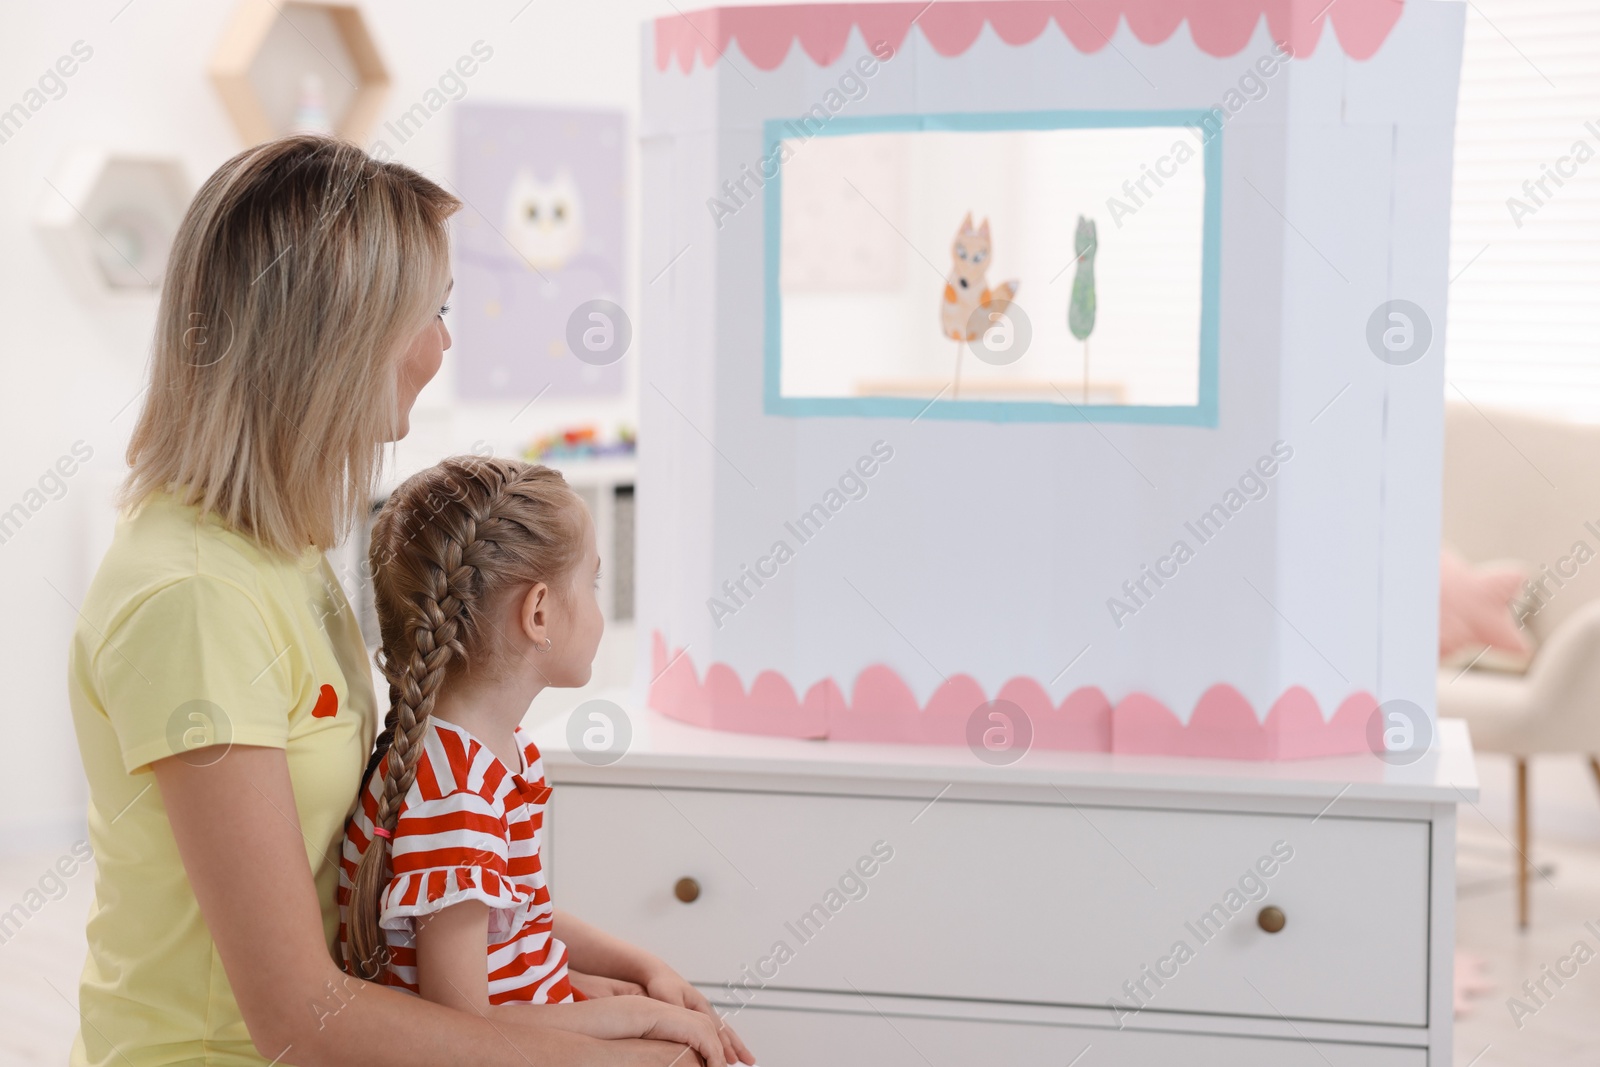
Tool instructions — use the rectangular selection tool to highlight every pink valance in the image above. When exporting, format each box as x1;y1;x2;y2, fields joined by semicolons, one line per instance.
655;0;1405;73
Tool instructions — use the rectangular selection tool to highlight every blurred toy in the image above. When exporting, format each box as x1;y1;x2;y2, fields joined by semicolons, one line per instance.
523;423;636;462
290;73;332;134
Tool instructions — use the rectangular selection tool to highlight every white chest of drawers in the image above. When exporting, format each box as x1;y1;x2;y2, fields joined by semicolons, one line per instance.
531;703;1476;1066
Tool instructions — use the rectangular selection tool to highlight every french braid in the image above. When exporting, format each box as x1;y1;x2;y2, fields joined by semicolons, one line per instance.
345;455;586;979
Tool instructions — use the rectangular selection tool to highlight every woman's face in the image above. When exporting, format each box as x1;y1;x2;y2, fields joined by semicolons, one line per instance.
390;279;452;440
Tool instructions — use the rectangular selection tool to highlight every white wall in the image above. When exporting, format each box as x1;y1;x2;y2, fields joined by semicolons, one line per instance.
8;3;1597;855
0;0;798;854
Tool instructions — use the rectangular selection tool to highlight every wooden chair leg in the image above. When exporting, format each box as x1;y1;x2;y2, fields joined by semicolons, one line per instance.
1516;757;1531;931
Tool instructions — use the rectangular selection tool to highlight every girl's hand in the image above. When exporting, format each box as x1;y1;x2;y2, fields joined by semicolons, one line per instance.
495;999;713;1065
642;964;755;1066
618;998;728;1067
569;969;645;999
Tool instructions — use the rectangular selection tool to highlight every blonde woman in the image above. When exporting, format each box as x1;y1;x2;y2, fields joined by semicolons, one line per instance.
66;136;699;1067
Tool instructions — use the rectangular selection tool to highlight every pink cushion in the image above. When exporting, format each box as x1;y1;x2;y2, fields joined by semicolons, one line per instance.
1439;544;1531;661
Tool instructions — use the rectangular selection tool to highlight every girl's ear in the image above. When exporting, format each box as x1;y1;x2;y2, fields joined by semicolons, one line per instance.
519;582;551;646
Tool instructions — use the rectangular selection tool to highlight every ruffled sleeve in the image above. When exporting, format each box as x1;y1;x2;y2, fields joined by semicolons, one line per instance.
379;787;531;941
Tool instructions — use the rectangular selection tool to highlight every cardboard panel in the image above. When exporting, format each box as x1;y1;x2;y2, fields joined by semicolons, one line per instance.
637;2;1464;755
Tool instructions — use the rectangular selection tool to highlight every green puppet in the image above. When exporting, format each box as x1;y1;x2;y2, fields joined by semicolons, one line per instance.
1068;215;1097;401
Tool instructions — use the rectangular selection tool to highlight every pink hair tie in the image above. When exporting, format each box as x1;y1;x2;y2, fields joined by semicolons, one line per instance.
372;827;393;841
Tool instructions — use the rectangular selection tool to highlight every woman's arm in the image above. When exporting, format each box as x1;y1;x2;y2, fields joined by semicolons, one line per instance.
153;746;701;1067
414;897;728;1065
556;910;755;1065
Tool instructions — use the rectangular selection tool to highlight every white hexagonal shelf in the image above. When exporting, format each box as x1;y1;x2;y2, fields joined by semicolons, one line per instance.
36;147;192;296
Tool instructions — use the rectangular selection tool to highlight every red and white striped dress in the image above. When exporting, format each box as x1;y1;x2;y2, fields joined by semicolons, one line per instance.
337;718;577;1004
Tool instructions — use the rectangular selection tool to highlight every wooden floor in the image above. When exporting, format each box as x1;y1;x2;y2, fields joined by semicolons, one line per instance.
1452;811;1600;1064
4;778;1597;1065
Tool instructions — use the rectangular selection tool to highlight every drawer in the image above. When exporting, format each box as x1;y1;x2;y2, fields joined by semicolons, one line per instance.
545;786;1430;1026
715;1003;1427;1067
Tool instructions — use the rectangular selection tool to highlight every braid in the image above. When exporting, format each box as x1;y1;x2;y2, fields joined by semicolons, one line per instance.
345;456;580;979
359;688;399;790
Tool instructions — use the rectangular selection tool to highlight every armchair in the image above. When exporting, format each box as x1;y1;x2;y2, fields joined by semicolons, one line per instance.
1437;400;1600;928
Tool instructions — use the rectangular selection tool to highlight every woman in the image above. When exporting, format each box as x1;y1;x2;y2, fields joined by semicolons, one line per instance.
65;135;700;1067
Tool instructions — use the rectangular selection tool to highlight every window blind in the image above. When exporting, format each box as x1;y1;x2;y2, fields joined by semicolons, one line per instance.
1447;0;1600;420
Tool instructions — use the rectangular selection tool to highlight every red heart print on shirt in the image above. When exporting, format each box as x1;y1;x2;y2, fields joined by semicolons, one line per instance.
311;684;339;718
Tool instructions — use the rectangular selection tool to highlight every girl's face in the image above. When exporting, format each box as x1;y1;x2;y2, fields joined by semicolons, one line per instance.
543;510;606;687
390;279;452;441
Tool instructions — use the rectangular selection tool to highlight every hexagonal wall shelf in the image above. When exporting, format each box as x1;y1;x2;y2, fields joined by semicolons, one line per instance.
36;148;193;296
210;0;390;146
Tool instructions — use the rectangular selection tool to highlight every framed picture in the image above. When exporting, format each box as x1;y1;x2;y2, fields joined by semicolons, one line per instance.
453;102;627;400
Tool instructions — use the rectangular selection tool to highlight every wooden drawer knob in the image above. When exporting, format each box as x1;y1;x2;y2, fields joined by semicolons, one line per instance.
674;877;701;903
1257;905;1286;934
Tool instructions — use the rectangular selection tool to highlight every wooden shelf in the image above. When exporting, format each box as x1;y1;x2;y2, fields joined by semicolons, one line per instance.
209;0;390;146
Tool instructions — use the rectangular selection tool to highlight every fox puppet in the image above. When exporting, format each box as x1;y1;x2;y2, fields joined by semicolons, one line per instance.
940;213;1019;342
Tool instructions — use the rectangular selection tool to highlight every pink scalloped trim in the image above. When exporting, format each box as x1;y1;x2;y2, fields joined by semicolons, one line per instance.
653;1;1405;73
648;632;1376;760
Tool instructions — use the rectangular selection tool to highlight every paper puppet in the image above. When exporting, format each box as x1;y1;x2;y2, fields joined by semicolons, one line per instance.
1068;215;1098;400
940;213;1019;397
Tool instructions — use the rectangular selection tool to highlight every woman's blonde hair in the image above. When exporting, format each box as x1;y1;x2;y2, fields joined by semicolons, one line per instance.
346;455;587;980
121;134;461;555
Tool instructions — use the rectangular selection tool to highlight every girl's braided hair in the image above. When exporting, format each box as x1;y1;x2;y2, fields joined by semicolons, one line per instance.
345;454;586;979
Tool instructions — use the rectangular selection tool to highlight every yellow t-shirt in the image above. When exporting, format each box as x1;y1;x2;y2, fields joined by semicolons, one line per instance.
67;492;376;1066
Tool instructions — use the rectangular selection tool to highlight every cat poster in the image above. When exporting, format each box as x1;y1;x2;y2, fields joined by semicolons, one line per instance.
453;102;626;400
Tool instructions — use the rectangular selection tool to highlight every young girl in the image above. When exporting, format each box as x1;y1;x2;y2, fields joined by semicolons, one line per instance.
338;456;755;1067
